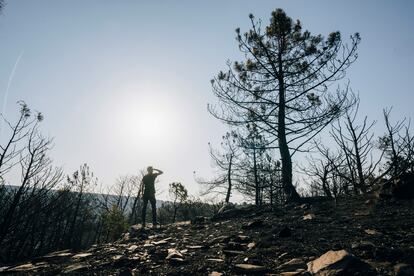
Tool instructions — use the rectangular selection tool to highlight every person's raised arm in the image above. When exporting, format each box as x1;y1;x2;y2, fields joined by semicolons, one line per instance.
154;168;163;176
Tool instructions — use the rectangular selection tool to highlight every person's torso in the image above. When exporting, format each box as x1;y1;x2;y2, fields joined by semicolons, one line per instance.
143;174;157;195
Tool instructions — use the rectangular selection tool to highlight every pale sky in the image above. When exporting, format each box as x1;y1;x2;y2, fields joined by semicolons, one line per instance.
0;1;413;201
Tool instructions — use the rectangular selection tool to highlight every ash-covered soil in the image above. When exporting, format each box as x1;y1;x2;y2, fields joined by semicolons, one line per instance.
1;195;413;275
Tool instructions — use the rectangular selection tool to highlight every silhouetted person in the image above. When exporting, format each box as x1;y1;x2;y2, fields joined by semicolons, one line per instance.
141;166;163;229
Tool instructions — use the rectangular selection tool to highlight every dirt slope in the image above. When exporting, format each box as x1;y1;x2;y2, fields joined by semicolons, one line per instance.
1;195;413;275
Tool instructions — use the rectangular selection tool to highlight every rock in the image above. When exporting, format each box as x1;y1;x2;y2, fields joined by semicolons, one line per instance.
234;235;252;243
303;213;316;220
394;263;414;276
234;264;267;273
128;224;143;238
365;229;381;235
307;250;376;275
166;248;183;260
278;258;307;271
7;263;36;272
62;263;89;273
209;272;223;276
72;252;93;259
206;258;225;263
186;245;205;250
153;237;172;245
128;244;139;252
168;257;186;265
209;235;230;245
223;241;245;251
247;242;256;250
279;270;308;276
42;249;73;259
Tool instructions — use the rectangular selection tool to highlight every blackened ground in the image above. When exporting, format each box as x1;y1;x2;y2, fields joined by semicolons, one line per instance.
1;195;413;275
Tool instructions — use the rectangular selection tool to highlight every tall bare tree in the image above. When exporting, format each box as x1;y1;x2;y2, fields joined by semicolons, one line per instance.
209;9;359;201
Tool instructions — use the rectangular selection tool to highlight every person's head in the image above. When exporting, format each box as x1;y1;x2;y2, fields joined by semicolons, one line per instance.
147;166;153;174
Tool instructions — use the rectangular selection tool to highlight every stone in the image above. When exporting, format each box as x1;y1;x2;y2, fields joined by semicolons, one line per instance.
277;258;307;271
234;235;251;243
234;264;267;273
168;257;186;265
247;242;256;249
223;241;245;251
394;263;414;276
209;272;223;276
187;245;204;250
307;250;376;275
209;235;230;245
153;237;172;245
279;270;307;276
365;229;381;235
42;249;73;259
166;248;183;260
207;258;225;263
62;263;89;273
8;263;36;272
303;213;315;220
72;252;92;259
128;245;139;252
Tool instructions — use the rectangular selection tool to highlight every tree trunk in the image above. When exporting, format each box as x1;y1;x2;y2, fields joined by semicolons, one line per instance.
225;155;233;203
348;116;367;193
277;57;300;202
253;148;260;205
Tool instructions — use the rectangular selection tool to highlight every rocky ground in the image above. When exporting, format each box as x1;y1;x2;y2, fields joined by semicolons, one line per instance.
1;195;414;275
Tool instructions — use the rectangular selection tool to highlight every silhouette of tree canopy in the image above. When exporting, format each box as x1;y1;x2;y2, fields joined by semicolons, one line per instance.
209;9;360;201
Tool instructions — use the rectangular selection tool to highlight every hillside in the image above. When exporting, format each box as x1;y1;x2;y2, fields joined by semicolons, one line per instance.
1;195;413;275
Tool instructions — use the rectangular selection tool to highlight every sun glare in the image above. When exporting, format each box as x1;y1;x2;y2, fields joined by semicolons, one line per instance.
115;95;179;149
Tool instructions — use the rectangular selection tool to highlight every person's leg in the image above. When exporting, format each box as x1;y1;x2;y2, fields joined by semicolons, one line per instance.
150;196;157;226
141;196;149;228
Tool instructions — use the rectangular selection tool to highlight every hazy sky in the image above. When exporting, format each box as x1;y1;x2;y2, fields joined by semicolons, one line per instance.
0;1;413;201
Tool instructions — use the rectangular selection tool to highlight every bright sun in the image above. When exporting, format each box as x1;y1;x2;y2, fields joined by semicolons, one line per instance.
116;96;177;148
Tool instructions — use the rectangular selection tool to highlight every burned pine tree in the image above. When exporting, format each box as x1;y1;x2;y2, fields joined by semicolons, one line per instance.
196;131;239;203
378;108;414;179
330;99;380;194
209;9;359;201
